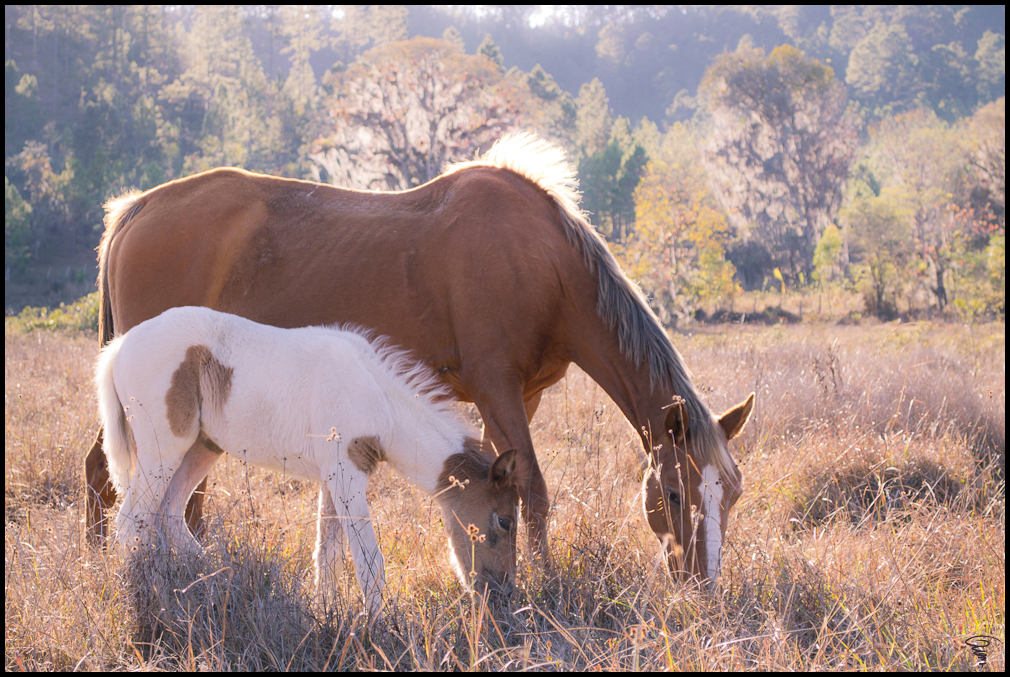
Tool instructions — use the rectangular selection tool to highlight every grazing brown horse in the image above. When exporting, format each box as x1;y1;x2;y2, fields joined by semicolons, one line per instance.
85;132;754;582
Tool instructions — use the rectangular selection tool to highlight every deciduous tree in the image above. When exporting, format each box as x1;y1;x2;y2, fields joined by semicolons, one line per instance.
867;109;968;311
701;44;857;282
846;20;923;113
616;125;736;323
964;97;1005;229
310;37;523;190
574;78;612;158
841;185;914;318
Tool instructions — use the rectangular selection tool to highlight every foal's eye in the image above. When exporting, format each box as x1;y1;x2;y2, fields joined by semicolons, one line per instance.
666;489;681;507
497;515;512;532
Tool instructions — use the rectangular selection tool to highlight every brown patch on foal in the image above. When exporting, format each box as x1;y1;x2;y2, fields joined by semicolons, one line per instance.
347;436;386;474
165;345;234;437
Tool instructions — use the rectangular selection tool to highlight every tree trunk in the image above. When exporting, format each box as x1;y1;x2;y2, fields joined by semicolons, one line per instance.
935;265;947;312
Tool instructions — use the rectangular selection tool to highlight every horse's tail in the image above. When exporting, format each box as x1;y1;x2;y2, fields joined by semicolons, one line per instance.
95;336;134;494
97;192;144;347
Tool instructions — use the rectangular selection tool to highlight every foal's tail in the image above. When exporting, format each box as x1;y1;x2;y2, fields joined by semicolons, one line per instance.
94;336;134;493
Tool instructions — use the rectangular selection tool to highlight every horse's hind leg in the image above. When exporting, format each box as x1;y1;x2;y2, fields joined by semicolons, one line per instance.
85;429;117;546
314;484;348;602
160;436;223;555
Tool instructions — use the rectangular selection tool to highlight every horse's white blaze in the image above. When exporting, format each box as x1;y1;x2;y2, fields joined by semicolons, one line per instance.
700;463;724;581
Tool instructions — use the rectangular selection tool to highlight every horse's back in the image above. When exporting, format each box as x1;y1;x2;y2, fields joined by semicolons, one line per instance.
104;164;585;398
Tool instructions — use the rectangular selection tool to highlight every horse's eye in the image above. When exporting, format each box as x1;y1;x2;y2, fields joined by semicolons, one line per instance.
497;515;512;531
666;489;681;507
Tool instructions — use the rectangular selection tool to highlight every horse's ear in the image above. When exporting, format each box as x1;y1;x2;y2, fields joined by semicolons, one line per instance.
719;392;755;441
490;448;518;485
664;398;689;446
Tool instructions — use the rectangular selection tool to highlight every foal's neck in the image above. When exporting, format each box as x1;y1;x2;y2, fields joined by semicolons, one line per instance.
378;397;469;497
347;337;471;495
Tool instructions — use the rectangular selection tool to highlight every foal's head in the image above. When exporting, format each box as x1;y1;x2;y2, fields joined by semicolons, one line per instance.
436;440;520;596
643;393;754;586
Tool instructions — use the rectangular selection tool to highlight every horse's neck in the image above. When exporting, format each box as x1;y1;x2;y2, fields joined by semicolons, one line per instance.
565;304;671;445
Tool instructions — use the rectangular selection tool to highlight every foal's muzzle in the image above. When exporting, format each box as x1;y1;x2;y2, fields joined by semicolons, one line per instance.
476;568;514;598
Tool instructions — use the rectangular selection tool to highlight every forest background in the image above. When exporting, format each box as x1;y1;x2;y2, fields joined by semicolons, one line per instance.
4;5;1006;323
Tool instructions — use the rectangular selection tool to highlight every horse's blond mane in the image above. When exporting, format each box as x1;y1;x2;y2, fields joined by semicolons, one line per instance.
448;132;731;475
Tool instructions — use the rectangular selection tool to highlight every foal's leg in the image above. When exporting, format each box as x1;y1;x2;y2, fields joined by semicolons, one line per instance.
314;484;348;600
326;470;383;620
116;426;194;553
160;436;223;555
86;428;209;546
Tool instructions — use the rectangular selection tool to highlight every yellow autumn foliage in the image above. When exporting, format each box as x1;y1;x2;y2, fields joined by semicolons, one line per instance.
614;149;737;323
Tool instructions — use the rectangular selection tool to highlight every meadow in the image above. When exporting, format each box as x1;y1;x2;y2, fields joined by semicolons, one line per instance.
5;318;1005;671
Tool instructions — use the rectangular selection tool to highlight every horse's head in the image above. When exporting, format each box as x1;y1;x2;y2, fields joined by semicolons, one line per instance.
436;442;520;596
643;392;754;586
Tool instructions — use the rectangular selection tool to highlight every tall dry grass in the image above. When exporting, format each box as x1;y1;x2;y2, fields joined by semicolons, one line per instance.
5;320;1005;671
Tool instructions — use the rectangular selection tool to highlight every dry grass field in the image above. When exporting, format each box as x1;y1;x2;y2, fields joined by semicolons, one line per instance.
5;319;1005;671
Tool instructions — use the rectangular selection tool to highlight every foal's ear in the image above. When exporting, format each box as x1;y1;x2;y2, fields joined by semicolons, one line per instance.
719;392;755;441
664;398;689;446
490;448;518;485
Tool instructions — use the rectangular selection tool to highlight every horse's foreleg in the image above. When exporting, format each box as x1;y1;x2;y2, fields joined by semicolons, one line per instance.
314;483;348;602
514;449;551;567
474;387;552;569
85;429;117;546
326;470;384;621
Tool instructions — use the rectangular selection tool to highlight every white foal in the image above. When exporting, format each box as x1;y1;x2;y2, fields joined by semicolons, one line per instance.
95;306;520;618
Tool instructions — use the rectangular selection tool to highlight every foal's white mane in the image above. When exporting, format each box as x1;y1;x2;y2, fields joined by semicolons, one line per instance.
329;324;473;446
